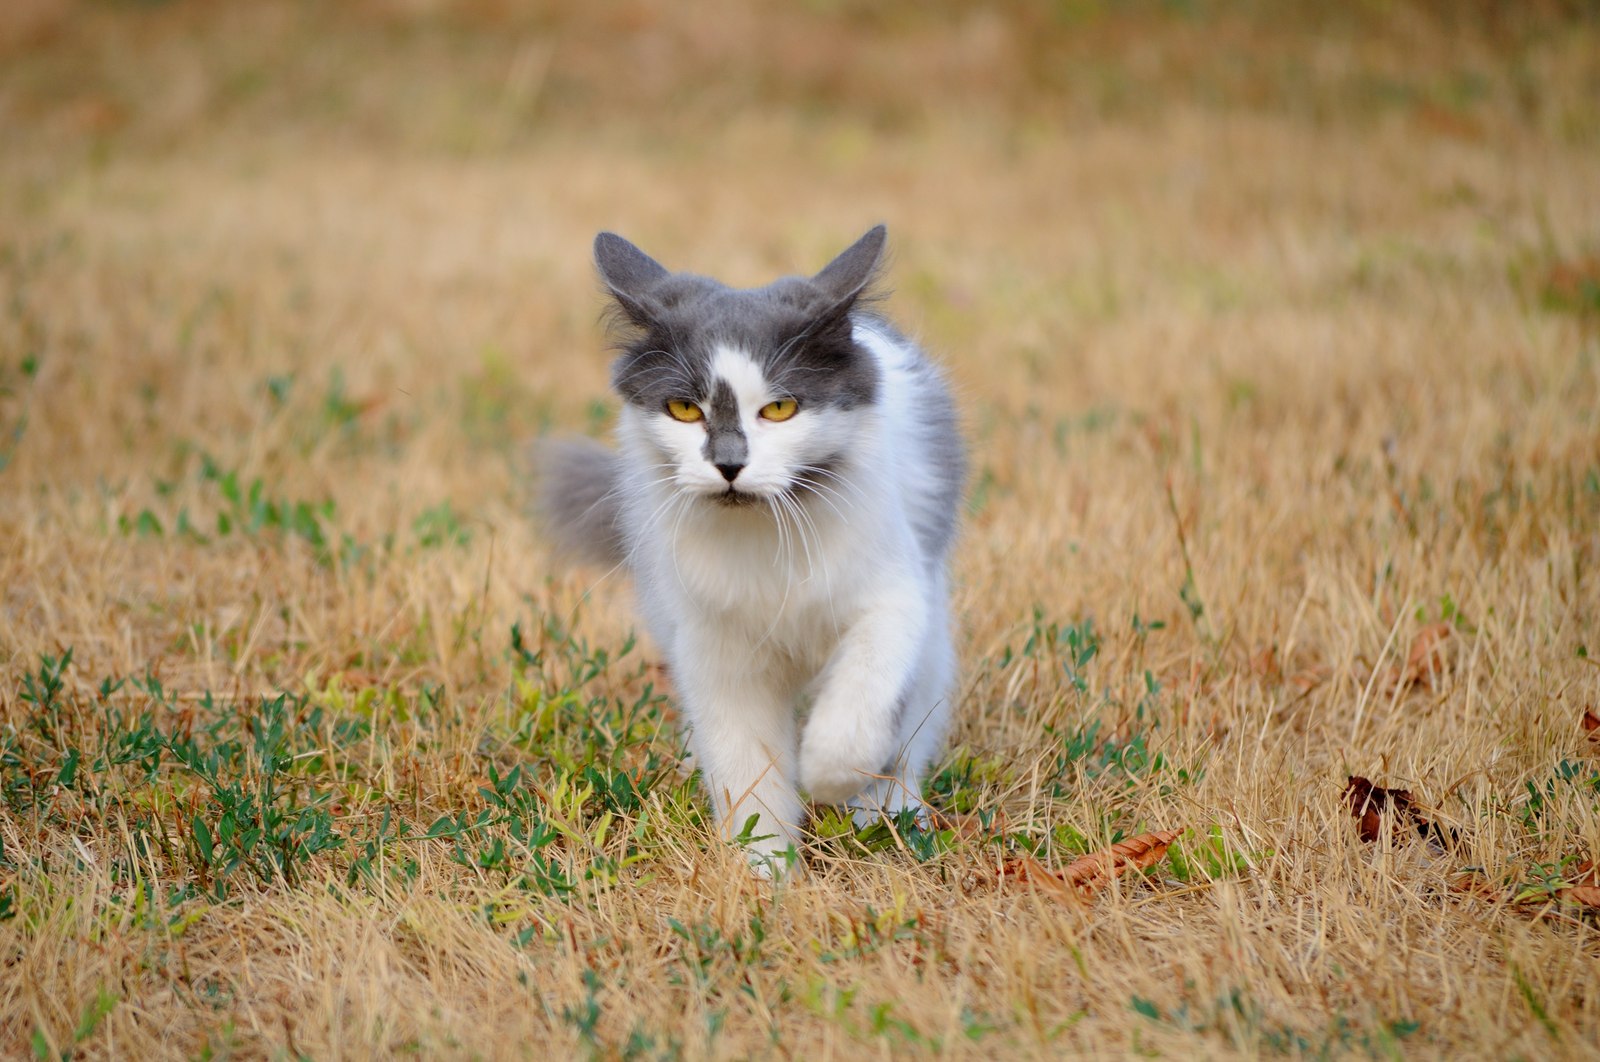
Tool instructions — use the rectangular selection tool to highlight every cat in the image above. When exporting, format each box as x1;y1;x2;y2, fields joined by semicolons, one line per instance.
541;225;964;874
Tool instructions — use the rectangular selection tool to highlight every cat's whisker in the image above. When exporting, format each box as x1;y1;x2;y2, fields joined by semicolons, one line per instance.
788;477;853;528
776;488;816;584
745;498;800;654
791;493;831;593
768;489;794;571
664;492;699;598
797;462;867;506
793;476;851;514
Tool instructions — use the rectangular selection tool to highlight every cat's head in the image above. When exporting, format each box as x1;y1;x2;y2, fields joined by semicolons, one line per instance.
596;226;887;507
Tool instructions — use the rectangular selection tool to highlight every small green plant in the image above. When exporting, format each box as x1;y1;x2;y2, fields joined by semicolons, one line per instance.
561;969;605;1051
0;620;678;907
414;500;470;548
102;455;370;569
163;690;351;893
29;987;118;1061
1166;826;1265;883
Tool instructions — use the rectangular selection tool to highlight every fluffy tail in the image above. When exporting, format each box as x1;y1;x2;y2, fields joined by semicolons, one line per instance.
535;437;627;568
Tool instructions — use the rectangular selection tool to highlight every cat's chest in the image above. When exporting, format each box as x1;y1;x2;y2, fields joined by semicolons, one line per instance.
663;519;881;626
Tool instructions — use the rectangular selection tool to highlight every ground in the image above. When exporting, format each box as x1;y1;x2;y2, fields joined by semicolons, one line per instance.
2;2;1600;1059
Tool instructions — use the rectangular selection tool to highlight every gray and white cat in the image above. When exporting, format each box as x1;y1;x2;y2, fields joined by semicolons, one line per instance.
542;225;964;873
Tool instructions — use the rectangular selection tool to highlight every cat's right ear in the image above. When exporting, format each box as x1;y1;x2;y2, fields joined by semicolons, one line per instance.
811;224;887;306
594;232;669;325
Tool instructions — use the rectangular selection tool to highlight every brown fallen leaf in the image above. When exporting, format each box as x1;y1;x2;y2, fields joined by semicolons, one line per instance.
645;661;677;711
1250;645;1280;681
1004;830;1182;903
1389;623;1455;692
1344;776;1416;843
1007;855;1081;906
925;809;1000;842
1555;859;1600;907
1449;873;1507;902
1415;101;1485;141
1543;256;1600;314
1062;830;1182;889
1343;776;1457;848
1290;663;1333;693
1582;708;1599;740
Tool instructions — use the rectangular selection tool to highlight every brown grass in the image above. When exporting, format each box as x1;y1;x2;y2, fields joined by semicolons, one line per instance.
3;2;1600;1059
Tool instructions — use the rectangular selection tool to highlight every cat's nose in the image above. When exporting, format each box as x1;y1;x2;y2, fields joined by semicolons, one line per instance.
716;463;744;482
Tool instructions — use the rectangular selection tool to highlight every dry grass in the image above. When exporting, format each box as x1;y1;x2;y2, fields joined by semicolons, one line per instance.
3;2;1600;1059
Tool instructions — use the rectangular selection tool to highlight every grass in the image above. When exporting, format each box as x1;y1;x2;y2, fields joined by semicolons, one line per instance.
2;1;1600;1058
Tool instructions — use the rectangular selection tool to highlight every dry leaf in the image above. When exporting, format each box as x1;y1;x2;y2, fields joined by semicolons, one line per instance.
1062;830;1182;889
1405;623;1453;670
1343;776;1455;848
1003;830;1182;904
1290;663;1332;693
645;661;677;712
1344;776;1417;843
1389;623;1455;692
1450;860;1600;908
1555;859;1600;907
1250;646;1279;680
1449;874;1507;902
1582;708;1599;740
1543;256;1600;313
926;810;997;842
1007;854;1080;906
1414;102;1486;141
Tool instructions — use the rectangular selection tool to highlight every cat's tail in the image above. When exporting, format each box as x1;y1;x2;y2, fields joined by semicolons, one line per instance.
535;437;628;569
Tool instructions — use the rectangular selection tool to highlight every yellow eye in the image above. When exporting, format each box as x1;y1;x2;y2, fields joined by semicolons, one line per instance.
666;400;703;423
759;398;798;422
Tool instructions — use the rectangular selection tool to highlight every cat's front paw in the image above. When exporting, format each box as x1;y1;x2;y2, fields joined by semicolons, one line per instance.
798;744;878;805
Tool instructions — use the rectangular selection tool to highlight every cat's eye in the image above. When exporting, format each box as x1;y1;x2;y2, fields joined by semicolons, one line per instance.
759;398;798;422
666;400;704;423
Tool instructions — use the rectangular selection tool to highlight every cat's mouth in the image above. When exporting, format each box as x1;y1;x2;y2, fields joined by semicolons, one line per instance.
712;486;765;508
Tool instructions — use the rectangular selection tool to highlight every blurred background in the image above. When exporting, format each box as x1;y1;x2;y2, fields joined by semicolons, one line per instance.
4;8;1600;1055
1;0;1597;678
5;1;1600;151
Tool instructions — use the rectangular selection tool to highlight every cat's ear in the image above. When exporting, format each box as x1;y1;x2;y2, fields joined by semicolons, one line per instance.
811;224;887;307
594;232;669;324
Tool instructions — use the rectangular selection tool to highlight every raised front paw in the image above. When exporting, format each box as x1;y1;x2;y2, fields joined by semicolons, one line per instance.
798;742;880;805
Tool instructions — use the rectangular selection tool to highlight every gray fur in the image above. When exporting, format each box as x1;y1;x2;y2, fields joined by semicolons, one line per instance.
596;228;885;416
811;224;886;303
593;232;670;327
865;315;966;566
703;378;747;474
536;436;626;567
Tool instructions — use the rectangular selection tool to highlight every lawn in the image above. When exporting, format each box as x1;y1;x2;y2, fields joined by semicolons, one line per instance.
2;2;1600;1058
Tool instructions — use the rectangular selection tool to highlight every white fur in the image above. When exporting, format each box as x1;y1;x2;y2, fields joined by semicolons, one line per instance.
614;321;957;873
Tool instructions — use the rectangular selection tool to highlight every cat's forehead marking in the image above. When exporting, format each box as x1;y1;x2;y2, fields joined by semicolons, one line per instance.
709;346;772;409
702;375;748;470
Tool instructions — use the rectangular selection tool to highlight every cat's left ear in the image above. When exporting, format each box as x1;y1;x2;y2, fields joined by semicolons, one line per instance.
811;224;887;310
594;232;670;325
